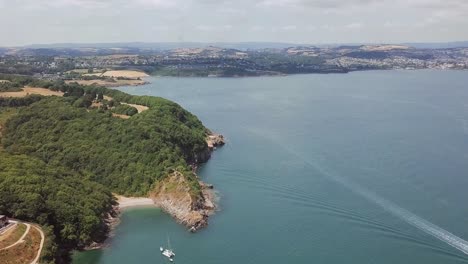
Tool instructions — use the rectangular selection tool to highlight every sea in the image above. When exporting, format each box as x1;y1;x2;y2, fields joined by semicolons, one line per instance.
74;70;468;264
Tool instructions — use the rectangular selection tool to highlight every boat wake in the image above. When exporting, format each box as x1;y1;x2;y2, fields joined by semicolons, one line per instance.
254;130;468;256
324;170;468;255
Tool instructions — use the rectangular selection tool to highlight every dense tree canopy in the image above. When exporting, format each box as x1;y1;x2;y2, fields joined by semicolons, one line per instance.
0;151;115;263
2;96;207;195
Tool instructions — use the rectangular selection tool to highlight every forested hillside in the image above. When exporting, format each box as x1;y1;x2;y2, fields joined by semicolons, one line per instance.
0;77;211;263
0;152;115;263
3;96;207;195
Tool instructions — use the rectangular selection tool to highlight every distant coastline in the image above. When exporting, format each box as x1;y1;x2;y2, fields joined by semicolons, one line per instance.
1;44;467;80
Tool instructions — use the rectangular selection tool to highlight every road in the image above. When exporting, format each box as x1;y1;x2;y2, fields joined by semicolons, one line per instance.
31;225;45;264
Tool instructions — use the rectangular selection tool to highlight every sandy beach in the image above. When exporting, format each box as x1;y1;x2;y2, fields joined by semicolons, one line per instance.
116;195;155;209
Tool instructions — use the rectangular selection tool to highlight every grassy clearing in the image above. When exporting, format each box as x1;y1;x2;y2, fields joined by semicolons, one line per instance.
0;225;42;264
0;87;64;98
0;224;26;249
66;69;88;74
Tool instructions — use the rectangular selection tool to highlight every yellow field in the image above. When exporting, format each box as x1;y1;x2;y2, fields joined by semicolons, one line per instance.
0;87;64;98
66;78;146;87
102;70;149;78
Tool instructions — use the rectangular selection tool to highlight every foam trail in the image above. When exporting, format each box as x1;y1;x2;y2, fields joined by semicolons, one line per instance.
249;128;468;255
325;172;468;255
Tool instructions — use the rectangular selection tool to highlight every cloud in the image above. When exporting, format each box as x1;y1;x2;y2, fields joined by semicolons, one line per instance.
280;25;298;31
257;0;379;9
133;0;180;9
195;25;233;32
345;22;363;29
249;26;265;32
46;0;112;9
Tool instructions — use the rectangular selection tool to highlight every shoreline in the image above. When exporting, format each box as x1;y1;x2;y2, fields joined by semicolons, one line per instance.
149;68;468;79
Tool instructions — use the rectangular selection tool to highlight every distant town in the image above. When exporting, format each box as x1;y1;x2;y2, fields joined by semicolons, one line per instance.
0;44;467;80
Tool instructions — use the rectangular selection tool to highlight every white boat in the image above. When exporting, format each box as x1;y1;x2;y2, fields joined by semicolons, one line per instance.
161;236;175;262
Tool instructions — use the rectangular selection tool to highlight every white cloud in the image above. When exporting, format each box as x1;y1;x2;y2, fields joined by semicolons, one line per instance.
250;26;265;32
345;22;363;29
280;25;298;31
47;0;111;9
196;25;233;32
133;0;181;9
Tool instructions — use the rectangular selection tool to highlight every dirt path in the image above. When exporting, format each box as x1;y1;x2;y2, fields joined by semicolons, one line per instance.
0;222;30;251
121;102;149;113
30;225;45;264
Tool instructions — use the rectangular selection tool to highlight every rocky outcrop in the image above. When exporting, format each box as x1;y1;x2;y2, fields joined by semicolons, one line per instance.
150;172;217;232
151;132;224;232
206;133;225;150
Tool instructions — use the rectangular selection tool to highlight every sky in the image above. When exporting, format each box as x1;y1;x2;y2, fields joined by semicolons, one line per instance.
0;0;467;46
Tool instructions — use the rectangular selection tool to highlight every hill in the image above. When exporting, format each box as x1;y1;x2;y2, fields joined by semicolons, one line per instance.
0;76;218;262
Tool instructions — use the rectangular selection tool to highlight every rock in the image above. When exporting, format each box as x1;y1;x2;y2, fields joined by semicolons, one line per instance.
150;131;225;232
206;133;225;151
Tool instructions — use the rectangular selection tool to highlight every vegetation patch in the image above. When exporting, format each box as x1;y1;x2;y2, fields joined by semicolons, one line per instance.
0;81;22;92
111;103;138;116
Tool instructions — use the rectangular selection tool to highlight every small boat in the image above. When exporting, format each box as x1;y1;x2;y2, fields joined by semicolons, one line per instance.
161;236;175;262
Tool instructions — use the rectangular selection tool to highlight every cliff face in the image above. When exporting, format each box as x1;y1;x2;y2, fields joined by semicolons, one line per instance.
151;133;224;231
195;133;225;163
150;172;215;231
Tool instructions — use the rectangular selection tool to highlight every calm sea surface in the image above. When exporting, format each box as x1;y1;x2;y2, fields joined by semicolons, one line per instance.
74;70;468;264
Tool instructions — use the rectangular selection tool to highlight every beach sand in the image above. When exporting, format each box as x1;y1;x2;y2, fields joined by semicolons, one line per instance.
116;195;155;209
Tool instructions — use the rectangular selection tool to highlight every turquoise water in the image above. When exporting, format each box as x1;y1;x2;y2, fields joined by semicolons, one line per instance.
74;70;468;264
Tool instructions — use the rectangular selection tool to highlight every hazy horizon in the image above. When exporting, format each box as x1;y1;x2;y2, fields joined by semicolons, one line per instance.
1;0;467;46
3;40;468;49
